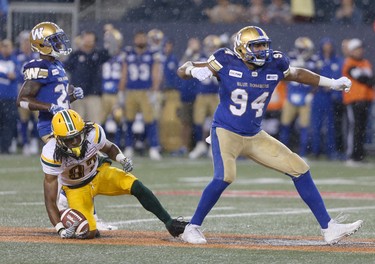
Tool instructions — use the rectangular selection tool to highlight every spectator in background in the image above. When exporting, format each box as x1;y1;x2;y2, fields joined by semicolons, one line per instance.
264;0;292;24
64;31;111;124
0;39;17;154
241;0;267;24
334;0;363;25
342;38;374;165
291;0;315;23
205;0;244;24
279;37;319;159
15;30;40;156
311;38;343;160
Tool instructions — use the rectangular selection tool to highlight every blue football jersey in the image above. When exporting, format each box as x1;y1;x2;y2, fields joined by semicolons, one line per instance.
124;47;159;90
23;59;70;123
209;48;289;136
101;52;125;94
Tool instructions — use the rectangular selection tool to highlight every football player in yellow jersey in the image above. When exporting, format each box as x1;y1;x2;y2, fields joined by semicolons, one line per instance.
41;109;187;239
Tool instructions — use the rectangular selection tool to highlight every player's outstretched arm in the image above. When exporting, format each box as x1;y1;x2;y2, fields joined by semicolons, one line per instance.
284;66;351;92
177;61;214;81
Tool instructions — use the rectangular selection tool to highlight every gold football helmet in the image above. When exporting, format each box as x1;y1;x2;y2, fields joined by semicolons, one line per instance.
104;28;123;56
203;34;221;55
294;37;314;60
147;28;164;50
30;22;72;58
52;109;86;157
233;26;273;66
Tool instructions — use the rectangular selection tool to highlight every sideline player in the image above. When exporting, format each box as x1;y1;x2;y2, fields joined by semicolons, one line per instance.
42;109;188;239
177;26;363;245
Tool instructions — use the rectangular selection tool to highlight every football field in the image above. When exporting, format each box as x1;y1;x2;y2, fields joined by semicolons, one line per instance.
0;154;374;263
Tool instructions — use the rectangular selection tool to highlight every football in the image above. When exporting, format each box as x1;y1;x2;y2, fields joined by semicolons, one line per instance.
60;208;89;235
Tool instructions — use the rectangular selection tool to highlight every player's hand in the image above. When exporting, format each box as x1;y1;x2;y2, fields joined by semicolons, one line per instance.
331;77;351;93
59;221;79;239
191;67;213;81
73;86;84;99
49;104;65;115
119;156;133;172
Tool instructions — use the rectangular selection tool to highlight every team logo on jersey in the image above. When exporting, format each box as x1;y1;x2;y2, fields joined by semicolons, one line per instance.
24;67;48;80
31;27;44;40
266;74;278;81
252;72;258;77
229;70;242;78
52;69;59;75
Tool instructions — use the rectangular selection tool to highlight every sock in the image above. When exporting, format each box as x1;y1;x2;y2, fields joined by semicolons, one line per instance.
131;180;172;225
145;122;160;147
190;179;230;226
293;171;331;228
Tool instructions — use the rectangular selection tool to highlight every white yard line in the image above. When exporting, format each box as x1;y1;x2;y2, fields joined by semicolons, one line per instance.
109;205;375;226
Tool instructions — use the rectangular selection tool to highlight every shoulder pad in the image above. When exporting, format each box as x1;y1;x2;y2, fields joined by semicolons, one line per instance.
23;60;49;80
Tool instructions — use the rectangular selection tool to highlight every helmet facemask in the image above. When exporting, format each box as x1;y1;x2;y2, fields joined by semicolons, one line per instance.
242;39;273;66
56;130;86;158
44;31;72;57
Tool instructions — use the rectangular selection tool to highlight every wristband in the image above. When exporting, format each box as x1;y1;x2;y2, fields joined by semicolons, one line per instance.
116;153;126;163
55;222;65;234
318;76;335;87
19;101;30;110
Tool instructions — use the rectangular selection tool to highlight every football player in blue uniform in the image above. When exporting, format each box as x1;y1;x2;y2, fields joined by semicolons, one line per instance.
101;28;125;147
279;37;319;158
177;26;362;245
16;22;84;143
188;35;221;159
119;31;162;160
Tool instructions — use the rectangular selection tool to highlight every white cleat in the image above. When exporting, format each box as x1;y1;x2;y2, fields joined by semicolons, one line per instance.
189;141;208;159
321;218;363;245
149;147;162;160
95;215;118;231
181;224;207;244
29;138;39;155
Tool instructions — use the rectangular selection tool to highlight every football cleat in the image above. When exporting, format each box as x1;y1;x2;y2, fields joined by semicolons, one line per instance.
181;224;207;244
189;141;208;159
321;216;363;245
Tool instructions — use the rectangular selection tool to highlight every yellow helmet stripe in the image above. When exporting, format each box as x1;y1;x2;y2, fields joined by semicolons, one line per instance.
61;110;75;133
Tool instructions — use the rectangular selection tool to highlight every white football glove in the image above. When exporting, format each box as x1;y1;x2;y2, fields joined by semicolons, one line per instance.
73;86;84;99
119;156;133;172
191;67;213;81
49;104;65;115
331;77;352;93
59;221;79;239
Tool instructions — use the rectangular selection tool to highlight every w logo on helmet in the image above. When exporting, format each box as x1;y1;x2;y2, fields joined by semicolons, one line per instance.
31;27;44;40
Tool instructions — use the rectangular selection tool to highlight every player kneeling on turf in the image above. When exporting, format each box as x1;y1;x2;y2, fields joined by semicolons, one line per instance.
42;109;187;239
